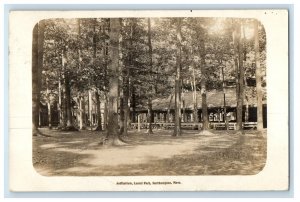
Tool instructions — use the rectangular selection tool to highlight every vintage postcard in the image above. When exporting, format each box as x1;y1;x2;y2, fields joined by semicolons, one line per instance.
9;10;289;191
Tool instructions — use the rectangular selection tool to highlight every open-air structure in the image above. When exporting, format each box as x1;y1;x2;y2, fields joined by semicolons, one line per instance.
131;87;267;130
39;86;267;130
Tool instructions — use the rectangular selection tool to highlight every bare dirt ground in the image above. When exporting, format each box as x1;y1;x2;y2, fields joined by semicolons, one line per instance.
33;128;266;176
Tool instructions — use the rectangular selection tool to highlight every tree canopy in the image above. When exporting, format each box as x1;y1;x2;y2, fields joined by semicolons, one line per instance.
33;17;267;138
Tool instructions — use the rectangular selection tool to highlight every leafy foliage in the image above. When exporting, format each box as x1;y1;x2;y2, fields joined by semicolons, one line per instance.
39;17;266;128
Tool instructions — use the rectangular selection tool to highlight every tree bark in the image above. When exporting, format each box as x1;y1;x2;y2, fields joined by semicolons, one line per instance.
77;19;86;130
79;96;86;130
77;18;82;70
131;85;136;123
105;18;124;145
174;77;182;136
46;78;52;129
147;98;153;134
60;47;77;131
123;77;130;136
173;18;182;136
65;74;72;127
221;60;228;130
254;20;263;130
32;22;43;135
58;73;65;128
95;90;102;131
121;18;132;136
167;93;174;123
64;73;77;130
91;19;103;132
233;22;244;130
58;49;68;129
100;22;109;131
182;91;187;122
103;94;108;130
192;64;198;123
138;114;141;131
234;22;245;131
147;18;154;134
47;102;51;128
32;23;38;133
119;97;125;134
88;90;93;128
199;39;208;130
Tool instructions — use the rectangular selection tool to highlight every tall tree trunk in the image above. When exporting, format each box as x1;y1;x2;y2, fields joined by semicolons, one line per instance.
173;18;182;136
93;18;97;61
65;74;72;127
232;22;239;130
46;78;52;129
77;18;82;70
147;99;153;134
77;19;86;130
95;90;102;131
167;93;174;123
60;47;77;131
123;76;130;136
243;25;248;124
233;22;243;130
199;39;208;130
244;85;249;123
221;60;228;130
88;90;93;128
182;90;186;122
102;21;109;131
58;73;65;128
234;22;245;131
91;19;102;132
103;94;108;130
102;61;108;131
65;73;77;130
59;49;68;129
76;20;81;129
88;19;98;129
131;85;136;123
47;102;51;128
147;18;154;134
119;97;124;134
174;76;182;135
254;20;263;130
192;63;198;123
121;19;132;136
32;21;44;135
32;23;38;135
105;18;124;145
79;96;86;130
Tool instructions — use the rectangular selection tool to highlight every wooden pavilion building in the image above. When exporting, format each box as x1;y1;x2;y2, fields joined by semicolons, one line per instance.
132;87;267;130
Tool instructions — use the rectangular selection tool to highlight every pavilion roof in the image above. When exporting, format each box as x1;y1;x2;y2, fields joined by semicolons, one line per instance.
150;87;267;111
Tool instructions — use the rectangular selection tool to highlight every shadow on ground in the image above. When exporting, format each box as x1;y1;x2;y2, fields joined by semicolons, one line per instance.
33;128;266;176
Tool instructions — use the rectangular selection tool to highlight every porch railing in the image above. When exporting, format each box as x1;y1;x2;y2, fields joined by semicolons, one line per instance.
130;122;257;130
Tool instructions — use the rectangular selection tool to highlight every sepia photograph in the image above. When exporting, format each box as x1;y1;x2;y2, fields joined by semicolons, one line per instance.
9;10;288;191
32;17;267;176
